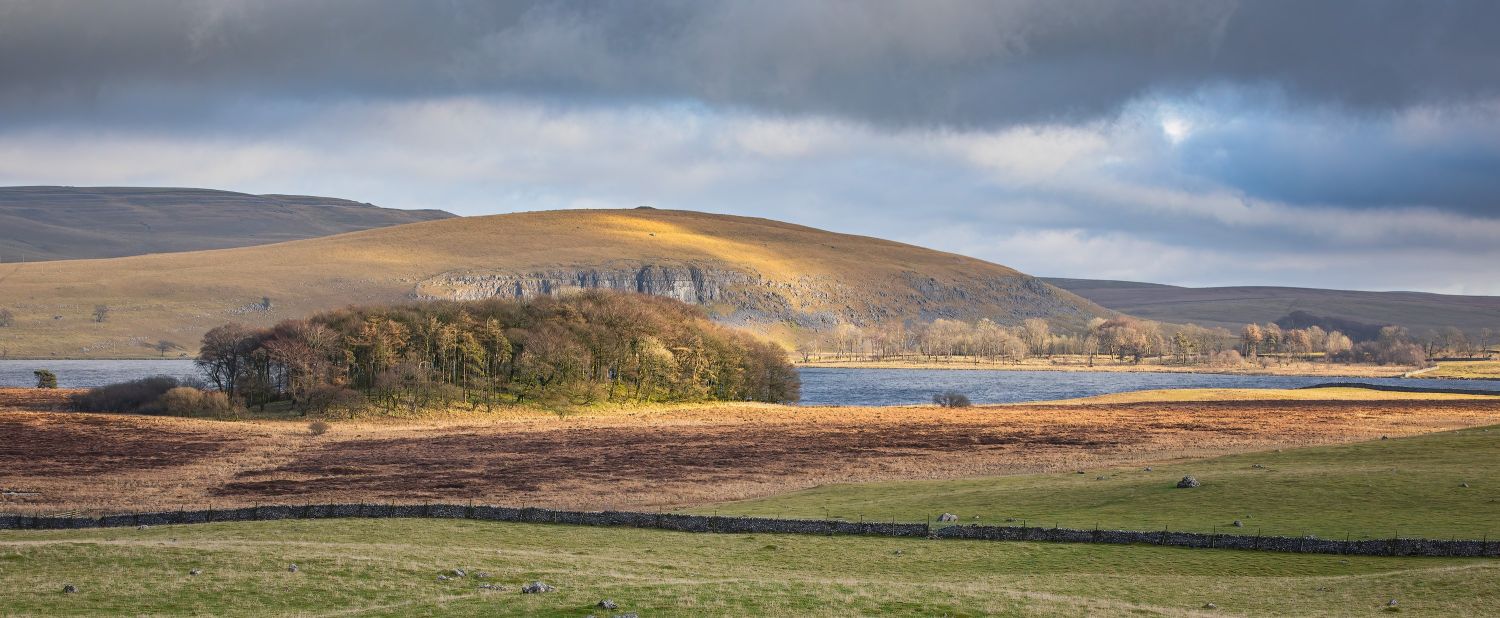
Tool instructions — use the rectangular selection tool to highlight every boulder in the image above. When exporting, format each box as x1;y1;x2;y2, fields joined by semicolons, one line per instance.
1176;476;1200;488
521;581;555;594
450;569;466;578
937;513;958;522
62;584;78;594
598;599;619;610
287;564;299;573
436;575;450;582
189;569;202;576
1232;520;1243;528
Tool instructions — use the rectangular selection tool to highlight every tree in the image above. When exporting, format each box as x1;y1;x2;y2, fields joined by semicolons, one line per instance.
153;340;181;357
197;323;256;399
1324;331;1353;359
1020;318;1050;357
0;308;13;327
1084;317;1107;366
1170;332;1195;363
33;370;57;389
92;304;110;323
1240;324;1263;358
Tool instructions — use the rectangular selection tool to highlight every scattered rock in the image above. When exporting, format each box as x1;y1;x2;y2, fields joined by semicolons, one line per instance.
62;584;78;594
473;571;491;579
1096;476;1107;480
137;525;149;530
477;583;504;591
1176;476;1201;488
1251;464;1265;469
937;513;958;522
891;549;903;555
521;581;555;594
450;569;466;578
436;575;450;582
1075;470;1086;475
617;614;640;618
287;564;299;573
598;599;619;610
1387;599;1399;608
1460;482;1470;488
189;569;202;576
1143;467;1152;472
1232;520;1243;528
1005;517;1016;523
1203;602;1217;609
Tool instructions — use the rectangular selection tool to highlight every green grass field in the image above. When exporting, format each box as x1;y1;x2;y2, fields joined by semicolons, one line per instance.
1425;360;1500;380
3;518;1496;616
698;426;1500;540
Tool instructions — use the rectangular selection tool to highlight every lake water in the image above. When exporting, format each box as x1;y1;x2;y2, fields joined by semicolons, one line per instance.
0;359;204;389
3;360;1499;406
796;367;1500;406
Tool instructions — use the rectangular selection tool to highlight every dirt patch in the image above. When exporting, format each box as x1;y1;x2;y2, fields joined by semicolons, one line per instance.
3;390;1498;514
0;414;236;477
215;421;1127;499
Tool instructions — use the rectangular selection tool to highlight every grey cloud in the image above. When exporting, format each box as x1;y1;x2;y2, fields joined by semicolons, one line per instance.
3;0;1498;128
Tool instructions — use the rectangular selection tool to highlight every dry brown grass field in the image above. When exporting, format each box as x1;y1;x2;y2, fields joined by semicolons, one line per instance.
799;354;1417;378
0;208;1104;358
4;387;1498;516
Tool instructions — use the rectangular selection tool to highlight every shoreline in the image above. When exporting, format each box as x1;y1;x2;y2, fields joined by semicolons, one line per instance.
796;359;1415;379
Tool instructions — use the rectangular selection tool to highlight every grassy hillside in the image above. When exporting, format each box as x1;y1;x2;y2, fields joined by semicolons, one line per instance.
0;208;1105;357
0;186;453;261
4;518;1495;616
1046;277;1500;336
701;424;1500;539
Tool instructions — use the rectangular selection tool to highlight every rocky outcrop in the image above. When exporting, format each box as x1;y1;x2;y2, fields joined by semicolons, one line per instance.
414;261;1101;330
416;263;753;306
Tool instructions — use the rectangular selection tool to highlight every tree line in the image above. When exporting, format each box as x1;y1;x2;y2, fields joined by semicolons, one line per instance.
799;315;1495;368
196;291;799;415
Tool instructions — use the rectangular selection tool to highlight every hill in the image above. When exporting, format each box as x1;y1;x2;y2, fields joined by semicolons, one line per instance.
1045;277;1500;338
0;208;1105;358
0;186;454;261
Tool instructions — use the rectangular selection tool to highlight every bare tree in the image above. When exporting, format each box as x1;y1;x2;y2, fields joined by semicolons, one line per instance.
153;340;181;357
1020;318;1050;357
92;304;110;323
1240;323;1263;358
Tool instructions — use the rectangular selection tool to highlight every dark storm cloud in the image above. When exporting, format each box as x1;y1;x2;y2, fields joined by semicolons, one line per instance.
3;0;1498;128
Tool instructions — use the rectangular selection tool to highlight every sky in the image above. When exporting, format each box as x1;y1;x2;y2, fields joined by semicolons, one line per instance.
2;1;1498;293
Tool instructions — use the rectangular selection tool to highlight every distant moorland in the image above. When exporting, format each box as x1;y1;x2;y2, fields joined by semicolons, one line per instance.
1047;277;1500;339
0;186;453;261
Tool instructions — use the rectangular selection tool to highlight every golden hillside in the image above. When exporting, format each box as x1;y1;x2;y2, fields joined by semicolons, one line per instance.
0;208;1105;358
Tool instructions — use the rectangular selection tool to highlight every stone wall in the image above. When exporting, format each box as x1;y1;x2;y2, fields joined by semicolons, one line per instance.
2;505;1494;557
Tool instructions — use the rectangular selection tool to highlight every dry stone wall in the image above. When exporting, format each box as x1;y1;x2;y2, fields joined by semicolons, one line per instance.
2;505;1494;557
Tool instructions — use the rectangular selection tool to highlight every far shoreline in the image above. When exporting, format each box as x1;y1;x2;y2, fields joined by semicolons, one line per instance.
796;358;1419;380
